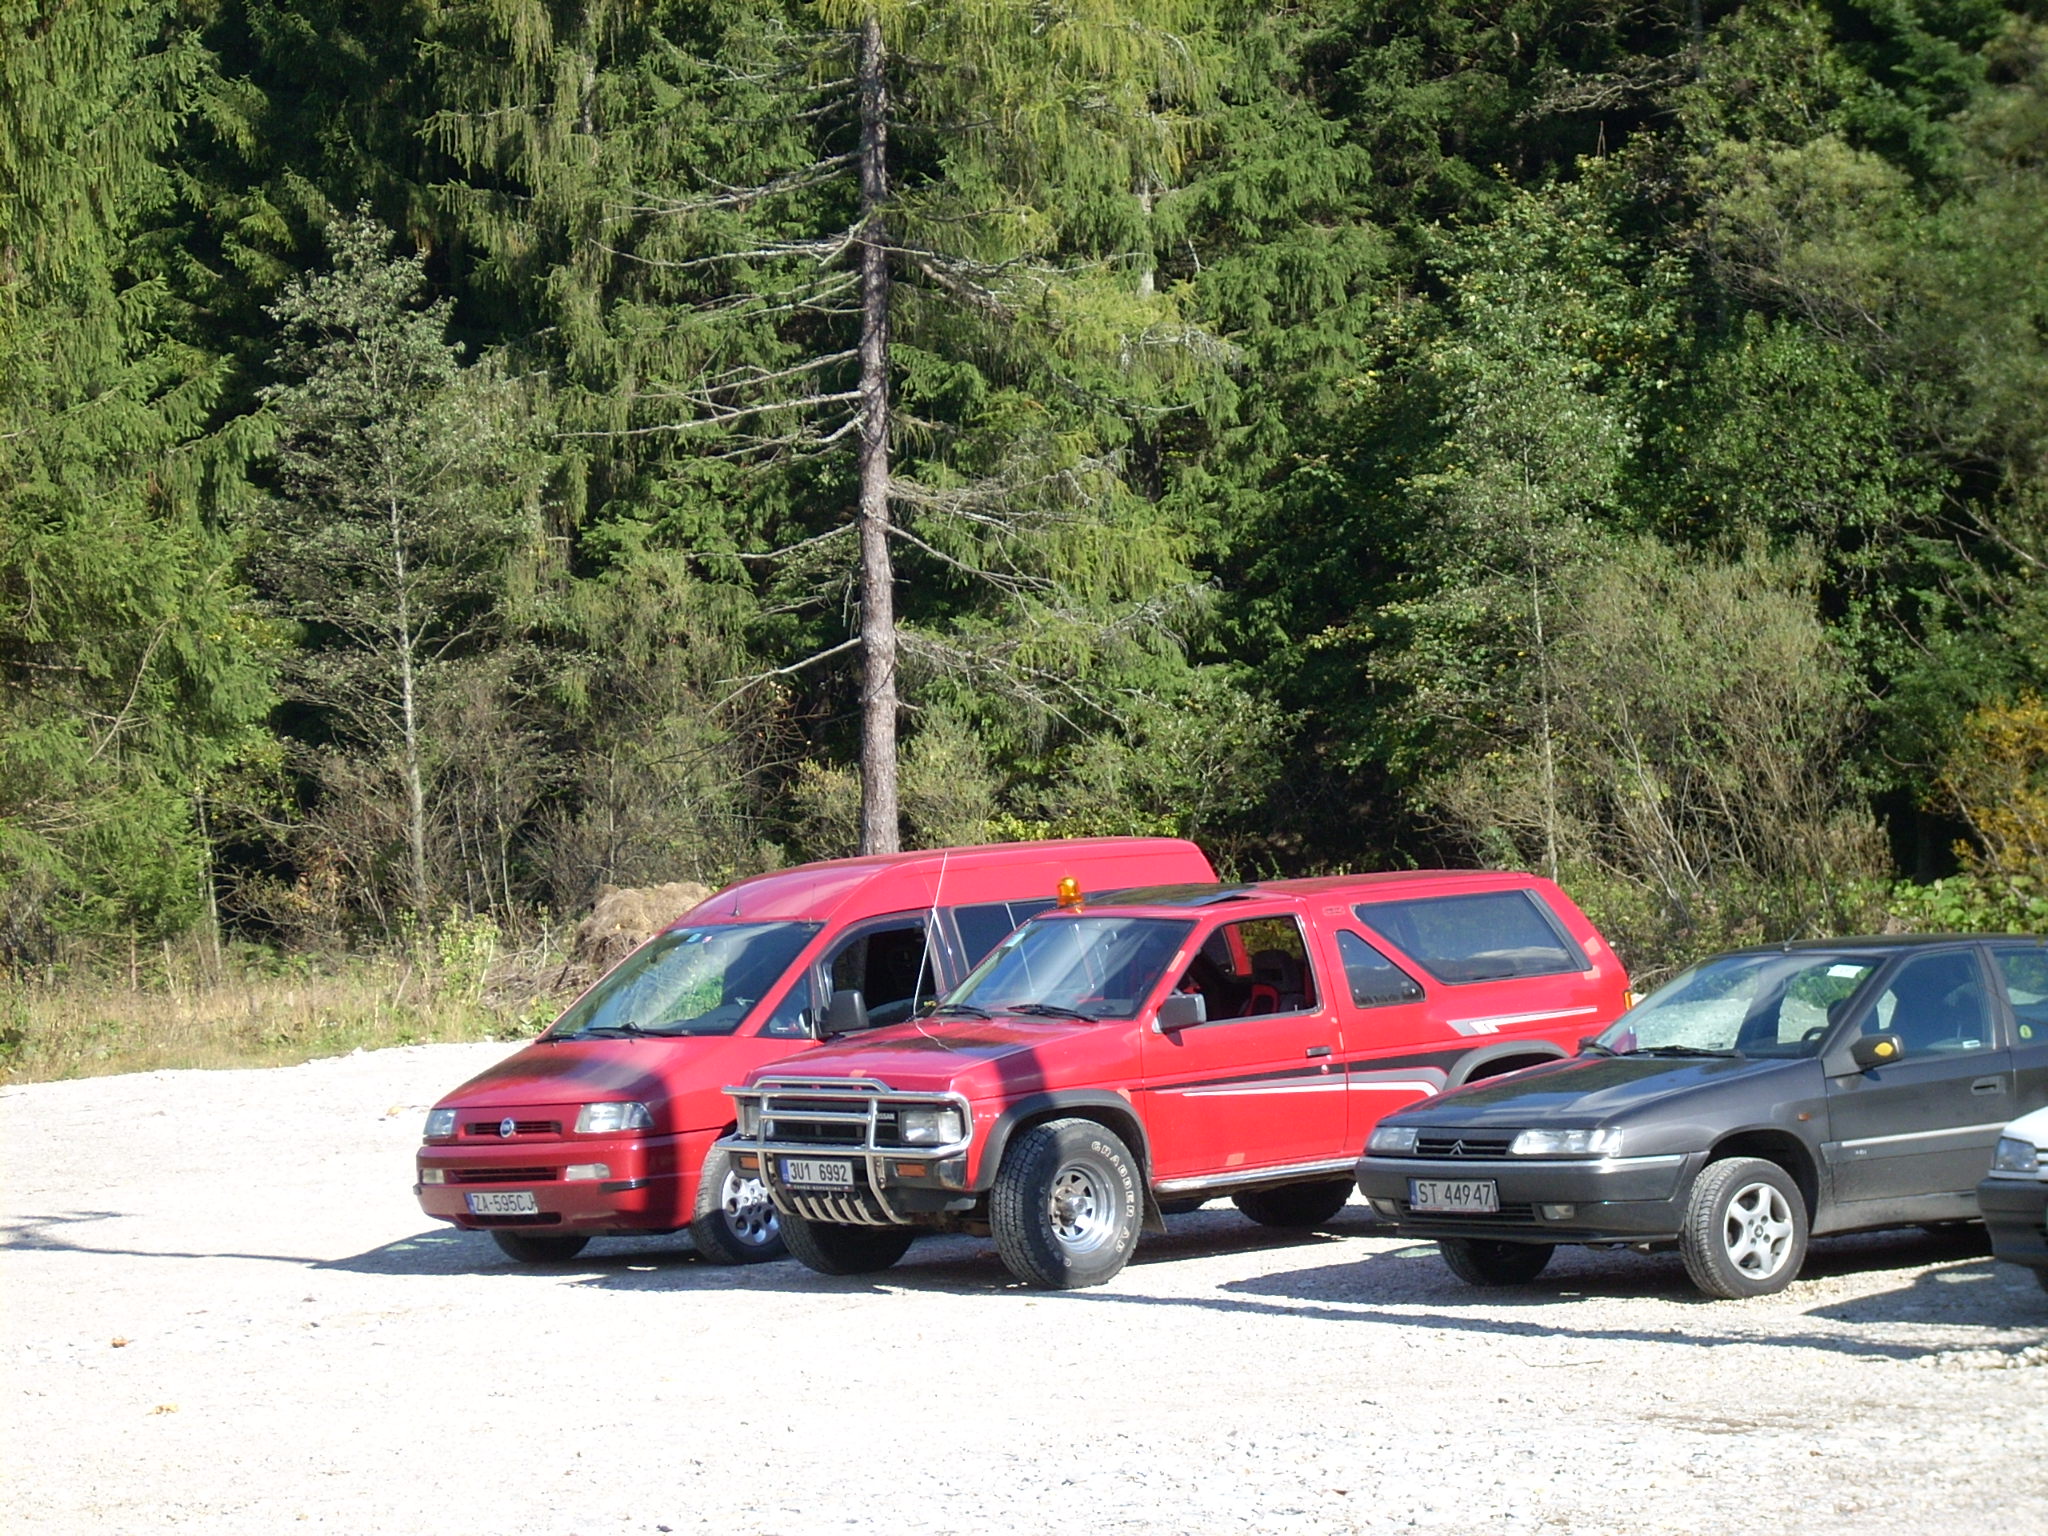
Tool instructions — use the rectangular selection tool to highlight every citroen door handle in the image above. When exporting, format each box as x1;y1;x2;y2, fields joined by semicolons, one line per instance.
1971;1077;2005;1095
1305;1045;1332;1059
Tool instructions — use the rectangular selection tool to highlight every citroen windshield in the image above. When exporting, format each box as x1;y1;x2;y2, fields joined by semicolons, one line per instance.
547;921;823;1039
1594;950;1879;1060
943;915;1195;1022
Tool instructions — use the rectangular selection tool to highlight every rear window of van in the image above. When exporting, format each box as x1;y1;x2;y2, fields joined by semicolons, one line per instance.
954;899;1058;965
1353;890;1588;984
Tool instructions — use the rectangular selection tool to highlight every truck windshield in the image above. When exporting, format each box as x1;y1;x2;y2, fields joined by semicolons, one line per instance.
946;915;1195;1021
1593;951;1878;1060
547;922;823;1039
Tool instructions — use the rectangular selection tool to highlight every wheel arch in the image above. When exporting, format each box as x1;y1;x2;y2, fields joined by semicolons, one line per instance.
1705;1129;1820;1221
1446;1040;1572;1089
974;1092;1151;1193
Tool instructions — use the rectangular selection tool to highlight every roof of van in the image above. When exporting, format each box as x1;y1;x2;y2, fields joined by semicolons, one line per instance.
675;837;1210;926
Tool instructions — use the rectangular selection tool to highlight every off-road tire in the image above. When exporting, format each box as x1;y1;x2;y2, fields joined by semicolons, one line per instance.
991;1118;1141;1289
1231;1178;1355;1229
1680;1156;1808;1299
489;1230;590;1264
688;1148;785;1265
779;1211;915;1276
1438;1236;1554;1286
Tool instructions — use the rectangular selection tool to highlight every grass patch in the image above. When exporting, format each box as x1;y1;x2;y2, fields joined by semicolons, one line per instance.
0;951;558;1085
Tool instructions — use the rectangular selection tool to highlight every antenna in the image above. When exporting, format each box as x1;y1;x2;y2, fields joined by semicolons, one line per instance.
910;848;949;1019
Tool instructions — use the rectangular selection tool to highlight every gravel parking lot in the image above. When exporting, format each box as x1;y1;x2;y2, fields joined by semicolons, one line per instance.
5;1041;2047;1536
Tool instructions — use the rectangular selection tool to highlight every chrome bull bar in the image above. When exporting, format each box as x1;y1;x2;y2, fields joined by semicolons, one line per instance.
721;1076;974;1227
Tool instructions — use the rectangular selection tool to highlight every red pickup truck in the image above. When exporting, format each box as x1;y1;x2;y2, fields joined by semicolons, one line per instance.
414;838;1212;1265
721;871;1630;1288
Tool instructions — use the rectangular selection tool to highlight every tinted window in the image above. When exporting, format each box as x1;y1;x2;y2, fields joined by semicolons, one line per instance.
1991;946;2048;1046
1354;891;1586;984
1337;930;1425;1008
954;899;1058;966
1850;950;1993;1058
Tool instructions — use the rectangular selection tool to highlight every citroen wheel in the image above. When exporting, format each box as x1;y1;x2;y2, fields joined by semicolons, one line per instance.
991;1118;1141;1289
1680;1156;1808;1299
689;1148;785;1265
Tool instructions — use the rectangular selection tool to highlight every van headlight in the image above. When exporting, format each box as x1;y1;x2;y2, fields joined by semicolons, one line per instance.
423;1107;458;1140
898;1106;965;1145
1510;1127;1622;1157
575;1101;654;1134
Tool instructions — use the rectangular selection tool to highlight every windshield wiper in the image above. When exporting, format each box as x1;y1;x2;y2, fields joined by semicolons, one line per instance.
1579;1038;1621;1057
1624;1045;1745;1058
931;1003;992;1019
554;1020;665;1040
1007;1002;1099;1023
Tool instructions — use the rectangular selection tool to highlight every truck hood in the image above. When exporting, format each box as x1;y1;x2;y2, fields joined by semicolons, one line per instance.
754;1015;1105;1096
435;1036;770;1113
1392;1052;1812;1128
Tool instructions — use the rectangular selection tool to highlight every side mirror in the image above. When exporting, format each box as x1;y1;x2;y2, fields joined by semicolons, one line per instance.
1850;1032;1904;1072
819;989;870;1038
1155;992;1207;1032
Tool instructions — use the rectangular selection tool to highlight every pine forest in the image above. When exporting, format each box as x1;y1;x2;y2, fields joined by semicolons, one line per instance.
5;0;2048;1069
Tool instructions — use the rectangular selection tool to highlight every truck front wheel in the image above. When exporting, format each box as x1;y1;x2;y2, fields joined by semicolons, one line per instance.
780;1212;915;1276
991;1118;1141;1289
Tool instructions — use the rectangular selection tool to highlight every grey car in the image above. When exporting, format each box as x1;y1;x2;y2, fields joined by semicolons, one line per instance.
1354;936;2048;1298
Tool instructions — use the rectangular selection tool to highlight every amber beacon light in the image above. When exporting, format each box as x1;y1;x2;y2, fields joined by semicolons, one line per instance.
1056;876;1084;911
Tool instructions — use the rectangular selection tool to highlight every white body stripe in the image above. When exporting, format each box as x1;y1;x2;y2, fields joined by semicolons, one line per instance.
1446;1004;1601;1037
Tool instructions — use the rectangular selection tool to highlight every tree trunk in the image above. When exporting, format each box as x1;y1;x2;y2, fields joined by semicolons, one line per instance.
855;10;901;856
390;489;432;914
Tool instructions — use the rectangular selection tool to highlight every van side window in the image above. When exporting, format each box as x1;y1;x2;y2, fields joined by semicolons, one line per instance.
829;919;941;1028
954;899;1057;967
1353;890;1588;984
1337;930;1425;1007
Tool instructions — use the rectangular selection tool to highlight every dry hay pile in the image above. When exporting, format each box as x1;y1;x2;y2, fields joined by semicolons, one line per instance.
566;882;713;978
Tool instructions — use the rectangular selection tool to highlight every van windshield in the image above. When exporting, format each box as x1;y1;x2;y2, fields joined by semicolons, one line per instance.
944;915;1194;1021
547;922;823;1039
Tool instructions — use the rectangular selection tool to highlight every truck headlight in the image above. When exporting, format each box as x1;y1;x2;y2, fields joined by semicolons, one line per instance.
423;1108;458;1140
1510;1127;1622;1157
898;1106;965;1145
736;1101;761;1137
1368;1124;1419;1155
1991;1136;2044;1175
575;1101;653;1134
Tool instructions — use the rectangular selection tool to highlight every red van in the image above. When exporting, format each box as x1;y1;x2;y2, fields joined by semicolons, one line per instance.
414;838;1214;1265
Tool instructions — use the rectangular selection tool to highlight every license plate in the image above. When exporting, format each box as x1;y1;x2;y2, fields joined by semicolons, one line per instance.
1409;1178;1500;1214
781;1157;855;1189
466;1190;539;1216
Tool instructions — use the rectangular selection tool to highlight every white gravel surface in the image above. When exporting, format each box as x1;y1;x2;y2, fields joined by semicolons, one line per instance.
5;1041;2047;1536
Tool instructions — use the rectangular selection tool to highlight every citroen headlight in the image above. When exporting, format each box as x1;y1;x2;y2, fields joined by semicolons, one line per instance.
736;1100;761;1137
423;1107;458;1140
1368;1124;1420;1155
898;1106;966;1146
1510;1127;1623;1157
575;1101;654;1135
1991;1136;2044;1176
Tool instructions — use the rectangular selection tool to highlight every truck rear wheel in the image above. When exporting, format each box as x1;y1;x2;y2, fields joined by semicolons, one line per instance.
991;1118;1141;1289
1232;1178;1355;1229
688;1148;785;1265
780;1212;915;1276
489;1230;590;1265
1438;1236;1553;1286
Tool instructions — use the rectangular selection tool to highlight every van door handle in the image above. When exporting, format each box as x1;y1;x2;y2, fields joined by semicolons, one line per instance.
1305;1045;1332;1059
1972;1077;2004;1095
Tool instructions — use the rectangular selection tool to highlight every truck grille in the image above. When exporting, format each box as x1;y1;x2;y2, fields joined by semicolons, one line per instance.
1414;1133;1515;1159
767;1104;902;1147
